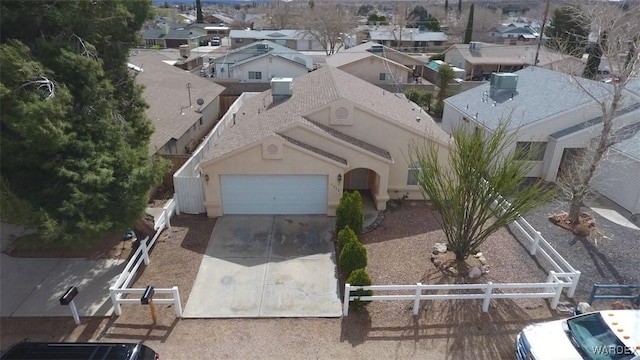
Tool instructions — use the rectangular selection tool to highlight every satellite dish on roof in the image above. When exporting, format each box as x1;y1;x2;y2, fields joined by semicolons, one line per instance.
196;98;204;106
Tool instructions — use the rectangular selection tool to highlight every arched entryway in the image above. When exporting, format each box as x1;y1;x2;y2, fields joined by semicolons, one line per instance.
344;168;373;190
343;167;386;209
343;168;384;227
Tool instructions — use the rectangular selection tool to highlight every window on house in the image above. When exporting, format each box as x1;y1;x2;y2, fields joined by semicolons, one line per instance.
234;38;244;44
515;142;547;161
407;163;421;185
379;73;392;81
249;71;262;80
199;118;203;126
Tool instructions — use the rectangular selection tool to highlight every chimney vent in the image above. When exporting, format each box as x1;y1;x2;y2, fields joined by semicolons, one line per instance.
271;77;293;103
489;73;518;99
469;41;482;51
179;44;190;59
370;44;384;53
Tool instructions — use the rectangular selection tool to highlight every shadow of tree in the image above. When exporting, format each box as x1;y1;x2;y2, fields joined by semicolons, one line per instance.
571;235;627;284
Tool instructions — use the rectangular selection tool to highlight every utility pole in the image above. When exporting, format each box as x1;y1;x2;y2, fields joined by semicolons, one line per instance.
534;0;551;66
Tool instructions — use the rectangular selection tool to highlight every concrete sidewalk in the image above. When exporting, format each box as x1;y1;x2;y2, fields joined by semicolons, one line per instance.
1;224;124;318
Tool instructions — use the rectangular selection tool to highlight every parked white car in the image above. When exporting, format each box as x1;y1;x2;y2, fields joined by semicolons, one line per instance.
516;310;640;360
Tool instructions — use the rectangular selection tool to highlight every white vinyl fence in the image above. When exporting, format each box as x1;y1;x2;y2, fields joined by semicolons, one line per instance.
344;271;570;315
173;92;259;214
109;197;181;317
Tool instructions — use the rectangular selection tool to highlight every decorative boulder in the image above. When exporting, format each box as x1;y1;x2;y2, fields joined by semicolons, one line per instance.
433;243;448;254
481;265;491;274
468;266;482;279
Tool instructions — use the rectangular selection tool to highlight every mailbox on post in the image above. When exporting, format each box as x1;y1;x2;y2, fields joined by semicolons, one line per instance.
59;286;78;305
140;286;155;305
140;286;157;324
59;286;80;325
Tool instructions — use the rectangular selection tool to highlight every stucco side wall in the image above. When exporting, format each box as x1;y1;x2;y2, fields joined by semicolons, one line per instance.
305;102;450;201
230;56;309;83
284;126;391;174
200;139;344;217
593;151;640;214
339;59;412;85
444;47;467;73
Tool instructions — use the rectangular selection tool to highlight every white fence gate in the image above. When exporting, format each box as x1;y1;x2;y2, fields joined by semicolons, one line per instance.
173;92;258;214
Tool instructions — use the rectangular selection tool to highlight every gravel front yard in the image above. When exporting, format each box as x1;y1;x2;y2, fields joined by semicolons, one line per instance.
7;196;637;358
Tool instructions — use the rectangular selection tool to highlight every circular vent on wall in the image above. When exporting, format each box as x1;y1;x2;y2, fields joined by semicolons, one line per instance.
335;107;349;120
267;144;278;155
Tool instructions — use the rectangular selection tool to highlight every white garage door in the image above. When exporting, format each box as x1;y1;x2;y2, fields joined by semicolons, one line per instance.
220;175;328;215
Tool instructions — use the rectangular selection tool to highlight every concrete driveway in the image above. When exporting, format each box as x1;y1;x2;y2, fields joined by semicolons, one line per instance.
183;216;342;318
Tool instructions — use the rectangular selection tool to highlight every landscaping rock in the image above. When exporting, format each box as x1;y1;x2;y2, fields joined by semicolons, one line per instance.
576;302;593;314
474;252;483;258
478;256;488;265
433;243;447;254
468;266;482;279
447;266;459;276
430;253;437;262
433;258;443;268
481;265;490;274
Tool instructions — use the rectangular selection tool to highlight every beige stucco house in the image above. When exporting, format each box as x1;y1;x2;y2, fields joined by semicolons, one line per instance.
197;66;451;218
444;42;586;80
325;42;432;92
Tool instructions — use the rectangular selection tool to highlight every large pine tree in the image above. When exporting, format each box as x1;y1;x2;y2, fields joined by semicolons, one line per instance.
0;0;166;246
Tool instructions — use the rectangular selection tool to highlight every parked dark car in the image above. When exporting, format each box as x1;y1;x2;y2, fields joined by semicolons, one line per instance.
0;341;159;360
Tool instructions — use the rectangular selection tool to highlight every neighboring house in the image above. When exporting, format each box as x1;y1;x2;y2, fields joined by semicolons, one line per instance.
187;23;230;41
487;23;540;44
444;42;586;80
203;13;234;26
368;29;449;52
590;79;640;215
592;123;640;215
128;51;225;156
211;40;313;83
325;42;430;91
442;67;640;214
196;66;451;217
143;27;207;49
229;29;324;51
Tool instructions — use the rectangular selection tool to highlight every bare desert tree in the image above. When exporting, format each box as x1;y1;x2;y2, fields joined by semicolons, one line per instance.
555;1;640;226
409;122;553;260
300;4;354;55
269;0;296;30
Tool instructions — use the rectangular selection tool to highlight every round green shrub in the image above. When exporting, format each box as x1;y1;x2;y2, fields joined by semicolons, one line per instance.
337;225;357;253
339;240;367;275
336;191;364;235
346;268;373;307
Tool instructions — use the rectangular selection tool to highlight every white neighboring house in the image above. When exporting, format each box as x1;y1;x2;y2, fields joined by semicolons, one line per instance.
442;67;640;215
368;29;449;52
211;40;313;83
229;29;324;51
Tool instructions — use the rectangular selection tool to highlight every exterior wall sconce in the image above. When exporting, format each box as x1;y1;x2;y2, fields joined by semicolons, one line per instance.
204;174;210;183
337;174;342;183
